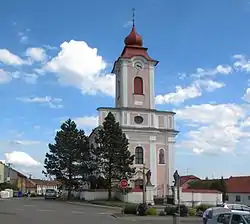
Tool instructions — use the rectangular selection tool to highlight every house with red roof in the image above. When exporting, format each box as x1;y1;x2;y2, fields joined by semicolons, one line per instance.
226;176;250;206
178;175;223;206
180;175;200;189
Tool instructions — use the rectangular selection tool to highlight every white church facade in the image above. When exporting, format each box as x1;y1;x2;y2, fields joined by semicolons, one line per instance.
91;24;178;196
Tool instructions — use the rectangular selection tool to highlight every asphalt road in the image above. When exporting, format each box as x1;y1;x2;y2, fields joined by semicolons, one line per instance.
0;198;202;223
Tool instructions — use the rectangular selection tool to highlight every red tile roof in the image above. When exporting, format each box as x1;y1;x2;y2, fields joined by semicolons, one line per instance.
182;188;221;193
226;176;250;193
180;175;200;186
31;179;59;186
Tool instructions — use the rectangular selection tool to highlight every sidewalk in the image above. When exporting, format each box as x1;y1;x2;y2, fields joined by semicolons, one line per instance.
116;215;202;222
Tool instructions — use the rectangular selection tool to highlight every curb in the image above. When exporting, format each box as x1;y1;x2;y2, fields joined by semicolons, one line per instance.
110;214;119;218
110;212;124;218
66;201;122;210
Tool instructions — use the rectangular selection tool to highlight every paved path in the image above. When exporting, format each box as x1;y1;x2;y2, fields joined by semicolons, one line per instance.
0;198;202;223
0;198;119;224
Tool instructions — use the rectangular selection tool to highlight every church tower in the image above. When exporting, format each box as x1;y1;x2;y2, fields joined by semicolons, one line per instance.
114;24;157;110
96;17;178;196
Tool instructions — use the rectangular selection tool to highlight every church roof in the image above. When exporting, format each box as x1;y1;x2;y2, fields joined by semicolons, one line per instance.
124;26;143;47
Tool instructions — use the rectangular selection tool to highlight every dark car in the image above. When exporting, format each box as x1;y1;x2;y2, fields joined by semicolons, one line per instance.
44;189;57;200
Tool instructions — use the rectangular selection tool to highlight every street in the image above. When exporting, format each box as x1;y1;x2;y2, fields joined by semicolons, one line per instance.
0;198;202;223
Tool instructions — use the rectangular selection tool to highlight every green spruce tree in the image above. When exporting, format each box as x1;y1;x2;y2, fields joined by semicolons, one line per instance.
94;112;135;200
44;119;90;200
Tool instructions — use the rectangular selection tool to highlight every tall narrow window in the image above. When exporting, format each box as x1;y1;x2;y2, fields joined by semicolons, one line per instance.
134;77;143;95
135;146;144;164
159;149;165;164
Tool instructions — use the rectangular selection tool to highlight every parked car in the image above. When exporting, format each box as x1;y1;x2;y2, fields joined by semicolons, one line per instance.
208;210;250;224
44;189;57;200
224;203;250;213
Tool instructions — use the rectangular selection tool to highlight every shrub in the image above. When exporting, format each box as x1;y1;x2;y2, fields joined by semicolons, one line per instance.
146;207;157;216
195;204;211;212
159;210;166;216
188;207;197;216
179;204;188;217
164;204;177;215
124;204;137;215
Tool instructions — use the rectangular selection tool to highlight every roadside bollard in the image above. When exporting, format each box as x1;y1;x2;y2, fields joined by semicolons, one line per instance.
173;213;180;224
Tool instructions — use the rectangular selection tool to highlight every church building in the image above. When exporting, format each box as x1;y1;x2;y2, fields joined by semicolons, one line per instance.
91;23;178;196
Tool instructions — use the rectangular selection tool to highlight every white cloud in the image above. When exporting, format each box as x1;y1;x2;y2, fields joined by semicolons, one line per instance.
196;79;225;92
4;151;41;167
9;140;41;145
26;47;47;62
155;62;231;105
44;40;115;96
16;96;63;108
8;71;38;84
0;69;12;84
175;103;250;154
192;65;232;78
233;54;250;72
155;79;224;105
42;44;58;51
242;88;250;102
21;73;38;84
155;85;202;105
18;32;28;44
0;49;27;65
74;116;98;129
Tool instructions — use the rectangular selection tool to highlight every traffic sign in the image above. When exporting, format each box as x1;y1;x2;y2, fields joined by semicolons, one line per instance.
120;179;128;189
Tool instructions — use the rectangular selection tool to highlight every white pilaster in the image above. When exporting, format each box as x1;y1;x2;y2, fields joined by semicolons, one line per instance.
167;136;175;194
164;115;167;129
127;112;130;125
149;65;155;109
121;60;128;107
149;136;157;189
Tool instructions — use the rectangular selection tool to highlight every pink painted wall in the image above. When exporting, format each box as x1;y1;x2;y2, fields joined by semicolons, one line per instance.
156;144;168;196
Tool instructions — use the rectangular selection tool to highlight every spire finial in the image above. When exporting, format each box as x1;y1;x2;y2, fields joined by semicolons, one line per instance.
132;8;135;27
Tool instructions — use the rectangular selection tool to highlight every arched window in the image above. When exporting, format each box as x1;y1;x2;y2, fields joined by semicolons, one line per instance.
135;146;144;164
159;149;165;164
134;77;143;95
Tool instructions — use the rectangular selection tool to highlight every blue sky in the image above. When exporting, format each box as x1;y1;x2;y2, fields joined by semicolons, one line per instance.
1;0;250;179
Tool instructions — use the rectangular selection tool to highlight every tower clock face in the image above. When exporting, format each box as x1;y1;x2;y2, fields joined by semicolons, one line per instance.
134;61;143;71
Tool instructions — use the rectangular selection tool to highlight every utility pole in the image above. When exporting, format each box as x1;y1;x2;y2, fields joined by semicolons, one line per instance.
142;164;146;204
